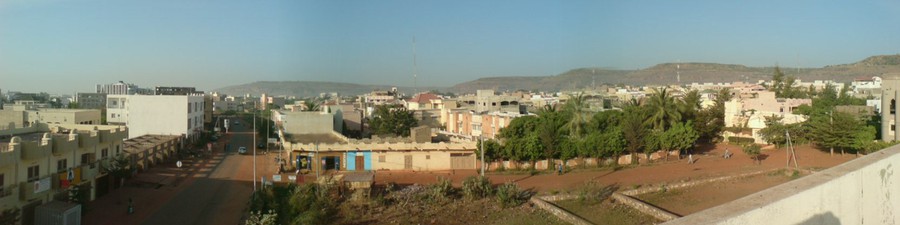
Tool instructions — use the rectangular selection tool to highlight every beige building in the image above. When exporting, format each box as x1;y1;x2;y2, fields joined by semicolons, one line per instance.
1;108;101;128
0;123;127;224
724;91;811;144
881;74;900;141
443;110;528;140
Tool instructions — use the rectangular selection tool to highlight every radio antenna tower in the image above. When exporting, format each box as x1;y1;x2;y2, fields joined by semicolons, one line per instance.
676;60;681;83
412;36;418;94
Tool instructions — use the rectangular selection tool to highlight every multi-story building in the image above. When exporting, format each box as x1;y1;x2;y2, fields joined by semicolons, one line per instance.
443;110;528;140
0;124;127;224
881;74;900;142
154;87;203;96
364;88;400;105
1;108;101;128
74;93;107;109
96;81;136;95
724;91;811;144
106;95;205;139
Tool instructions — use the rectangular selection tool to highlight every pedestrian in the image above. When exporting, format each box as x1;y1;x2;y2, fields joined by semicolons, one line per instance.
689;154;694;164
557;163;563;175
127;198;134;214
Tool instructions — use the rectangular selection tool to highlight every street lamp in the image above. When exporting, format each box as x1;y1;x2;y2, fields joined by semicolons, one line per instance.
253;106;258;192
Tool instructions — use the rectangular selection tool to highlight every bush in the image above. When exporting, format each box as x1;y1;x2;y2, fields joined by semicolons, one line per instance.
461;176;494;200
495;183;531;208
576;181;617;203
727;136;755;145
427;177;455;201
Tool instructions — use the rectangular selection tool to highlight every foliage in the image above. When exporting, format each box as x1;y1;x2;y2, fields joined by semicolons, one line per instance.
247;183;341;225
646;88;682;130
495;183;531;208
576;181;617;204
461;176;494;200
659;122;700;157
428;177;455;201
727;137;755;145
368;105;419;137
621;105;647;156
742;144;762;164
101;154;133;179
563;93;590;137
0;208;20;225
246;210;278;225
476;139;502;162
302;100;321;112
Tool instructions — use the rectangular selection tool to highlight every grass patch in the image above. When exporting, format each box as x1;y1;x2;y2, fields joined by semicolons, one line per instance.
555;199;660;225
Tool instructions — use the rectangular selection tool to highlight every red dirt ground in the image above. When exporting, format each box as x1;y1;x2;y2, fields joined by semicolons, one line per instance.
375;143;857;192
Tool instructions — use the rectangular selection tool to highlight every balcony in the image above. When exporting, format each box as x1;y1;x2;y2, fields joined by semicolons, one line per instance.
19;177;52;201
0;149;18;168
0;184;17;207
20;143;50;161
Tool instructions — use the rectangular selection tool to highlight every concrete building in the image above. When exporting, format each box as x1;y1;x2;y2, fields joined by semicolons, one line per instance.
274;110;343;135
96;81;146;95
406;93;441;110
106;95;205;139
364;88;400;105
154;87;203;96
881;74;900;141
724;91;811;144
1;108;101;128
0;123;127;224
443;110;529;140
74;93;107;109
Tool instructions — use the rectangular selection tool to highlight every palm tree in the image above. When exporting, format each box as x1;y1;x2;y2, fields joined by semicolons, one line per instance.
564;93;590;138
679;90;701;122
302;100;321;112
646;88;682;131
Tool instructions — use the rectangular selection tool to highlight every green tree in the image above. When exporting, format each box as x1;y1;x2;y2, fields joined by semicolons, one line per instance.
563;93;590;137
621;105;647;159
659;122;699;160
476;139;501;163
0;208;20;225
679;90;701;122
302;101;321;112
771;66;785;95
742;144;762;165
368;105;418;137
646;88;682;130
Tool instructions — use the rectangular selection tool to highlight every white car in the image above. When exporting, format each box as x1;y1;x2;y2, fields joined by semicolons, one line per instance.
238;147;247;155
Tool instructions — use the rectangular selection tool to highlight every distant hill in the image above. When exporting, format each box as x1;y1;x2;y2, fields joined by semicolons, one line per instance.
216;55;900;96
449;55;900;93
214;81;441;98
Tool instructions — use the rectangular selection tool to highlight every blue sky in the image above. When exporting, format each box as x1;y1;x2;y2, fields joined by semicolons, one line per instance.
2;0;900;95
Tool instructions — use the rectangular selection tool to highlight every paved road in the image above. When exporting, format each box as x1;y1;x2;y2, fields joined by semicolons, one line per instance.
141;118;269;225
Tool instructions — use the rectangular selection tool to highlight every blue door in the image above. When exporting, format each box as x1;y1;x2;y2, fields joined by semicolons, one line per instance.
347;152;357;171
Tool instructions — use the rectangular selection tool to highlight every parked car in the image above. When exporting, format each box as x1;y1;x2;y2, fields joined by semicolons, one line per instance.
238;147;247;155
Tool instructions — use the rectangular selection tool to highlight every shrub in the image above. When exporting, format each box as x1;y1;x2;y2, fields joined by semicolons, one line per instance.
576;181;617;203
427;177;455;201
461;176;494;200
727;136;755;145
495;183;531;208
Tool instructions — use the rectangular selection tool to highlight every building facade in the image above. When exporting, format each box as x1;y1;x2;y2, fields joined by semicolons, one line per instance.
881;74;900;141
75;93;107;110
106;95;205;139
0;124;127;224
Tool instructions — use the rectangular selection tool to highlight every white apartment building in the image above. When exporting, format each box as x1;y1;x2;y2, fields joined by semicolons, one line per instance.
106;95;205;139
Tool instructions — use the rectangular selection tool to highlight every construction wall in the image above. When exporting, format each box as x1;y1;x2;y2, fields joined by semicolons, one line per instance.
665;145;900;225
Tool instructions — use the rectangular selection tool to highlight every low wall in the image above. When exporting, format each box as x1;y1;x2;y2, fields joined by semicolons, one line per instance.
529;197;592;225
664;144;900;225
611;193;680;221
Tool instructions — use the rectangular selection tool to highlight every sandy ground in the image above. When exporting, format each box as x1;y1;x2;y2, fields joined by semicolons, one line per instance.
375;143;856;193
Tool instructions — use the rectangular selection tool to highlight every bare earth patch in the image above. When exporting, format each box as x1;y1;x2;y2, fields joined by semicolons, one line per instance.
637;172;796;216
554;199;661;225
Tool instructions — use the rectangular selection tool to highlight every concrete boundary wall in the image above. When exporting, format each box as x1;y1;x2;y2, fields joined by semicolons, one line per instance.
621;169;778;196
611;193;680;221
664;145;900;225
530;197;592;225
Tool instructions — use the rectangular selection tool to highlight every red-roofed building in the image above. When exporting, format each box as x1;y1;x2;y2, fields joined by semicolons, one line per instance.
406;93;441;110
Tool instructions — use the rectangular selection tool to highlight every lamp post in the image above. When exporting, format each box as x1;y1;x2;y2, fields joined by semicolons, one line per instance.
253;108;258;192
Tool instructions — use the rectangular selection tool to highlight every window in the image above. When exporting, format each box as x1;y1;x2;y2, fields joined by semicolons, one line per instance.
188;103;192;113
116;145;121;154
81;153;96;169
57;159;67;172
188;118;192;129
426;155;431;160
378;155;386;163
101;148;109;159
27;165;40;182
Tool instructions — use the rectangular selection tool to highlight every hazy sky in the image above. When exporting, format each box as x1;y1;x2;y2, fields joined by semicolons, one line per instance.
2;0;900;95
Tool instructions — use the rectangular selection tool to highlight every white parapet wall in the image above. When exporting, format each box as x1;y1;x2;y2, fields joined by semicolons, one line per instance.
665;145;900;225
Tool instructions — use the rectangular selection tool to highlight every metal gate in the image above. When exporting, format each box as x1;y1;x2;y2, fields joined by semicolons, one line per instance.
450;153;474;169
404;155;413;170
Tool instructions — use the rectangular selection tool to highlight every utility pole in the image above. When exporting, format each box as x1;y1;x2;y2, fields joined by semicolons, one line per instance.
480;135;485;177
253;107;257;192
829;111;834;156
